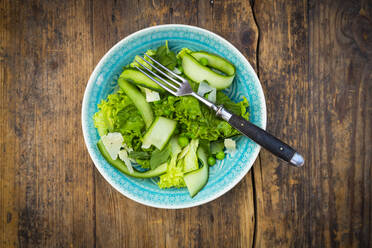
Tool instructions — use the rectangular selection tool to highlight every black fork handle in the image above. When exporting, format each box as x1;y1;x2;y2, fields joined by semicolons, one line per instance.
221;110;304;167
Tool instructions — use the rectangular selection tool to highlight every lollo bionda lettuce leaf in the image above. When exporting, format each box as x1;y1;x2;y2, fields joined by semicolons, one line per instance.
93;89;146;151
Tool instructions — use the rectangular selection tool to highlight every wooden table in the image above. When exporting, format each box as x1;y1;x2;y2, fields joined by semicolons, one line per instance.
1;0;371;247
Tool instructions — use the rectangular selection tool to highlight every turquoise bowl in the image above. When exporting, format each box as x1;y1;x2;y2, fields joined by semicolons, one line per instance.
82;24;266;209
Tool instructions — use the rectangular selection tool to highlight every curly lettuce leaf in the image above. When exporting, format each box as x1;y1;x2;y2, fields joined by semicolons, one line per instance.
216;91;249;117
158;147;185;189
116;104;145;150
93;90;131;136
93;89;146;150
150;91;249;141
93;105;114;137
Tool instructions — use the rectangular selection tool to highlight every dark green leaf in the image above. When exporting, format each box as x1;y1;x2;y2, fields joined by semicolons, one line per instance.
210;140;224;154
150;145;171;170
199;139;211;156
155;41;177;70
128;151;151;160
135;159;150;169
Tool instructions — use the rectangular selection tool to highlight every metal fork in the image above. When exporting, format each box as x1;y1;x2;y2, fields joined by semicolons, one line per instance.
134;54;304;167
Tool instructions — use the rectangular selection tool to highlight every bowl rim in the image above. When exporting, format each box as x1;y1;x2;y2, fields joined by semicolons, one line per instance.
82;24;267;209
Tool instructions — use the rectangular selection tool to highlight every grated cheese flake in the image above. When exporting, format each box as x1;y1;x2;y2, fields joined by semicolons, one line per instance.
144;88;160;102
118;149;134;174
101;132;124;160
224;138;236;154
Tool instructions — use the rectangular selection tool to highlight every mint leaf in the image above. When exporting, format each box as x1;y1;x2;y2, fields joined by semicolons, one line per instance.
150;145;171;170
155;41;177;70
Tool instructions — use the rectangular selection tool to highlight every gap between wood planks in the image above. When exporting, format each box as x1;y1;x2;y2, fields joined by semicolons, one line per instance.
249;0;260;247
195;1;260;247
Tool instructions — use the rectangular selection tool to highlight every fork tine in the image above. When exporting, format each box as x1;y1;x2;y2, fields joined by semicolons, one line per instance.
136;56;182;86
134;65;178;95
144;54;185;81
134;63;179;91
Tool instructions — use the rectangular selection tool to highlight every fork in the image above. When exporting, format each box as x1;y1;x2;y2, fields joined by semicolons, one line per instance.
134;54;304;167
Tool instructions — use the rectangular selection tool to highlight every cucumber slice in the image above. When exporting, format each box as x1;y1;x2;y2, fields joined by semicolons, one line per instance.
182;53;235;89
169;136;181;155
120;69;165;92
118;78;154;128
183;146;209;197
191;52;235;76
183;139;199;173
97;140;167;178
142;117;177;150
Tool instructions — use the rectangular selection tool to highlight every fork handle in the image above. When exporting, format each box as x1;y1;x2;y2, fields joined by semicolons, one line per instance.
219;109;304;167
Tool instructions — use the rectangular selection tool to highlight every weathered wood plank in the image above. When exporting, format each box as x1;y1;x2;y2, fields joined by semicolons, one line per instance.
253;0;372;247
307;1;372;246
1;1;20;246
3;0;370;247
253;0;311;247
0;0;95;247
92;1;258;247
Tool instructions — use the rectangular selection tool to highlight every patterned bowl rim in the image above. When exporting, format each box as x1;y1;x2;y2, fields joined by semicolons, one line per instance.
82;24;267;209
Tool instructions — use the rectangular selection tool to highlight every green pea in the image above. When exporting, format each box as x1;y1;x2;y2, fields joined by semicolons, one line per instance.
199;58;208;66
207;156;216;166
216;151;225;160
178;136;189;148
164;109;171;115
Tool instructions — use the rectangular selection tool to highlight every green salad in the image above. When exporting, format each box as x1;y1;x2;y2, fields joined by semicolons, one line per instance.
94;42;249;197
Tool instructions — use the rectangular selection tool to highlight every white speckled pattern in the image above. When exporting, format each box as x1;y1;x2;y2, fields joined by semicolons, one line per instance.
82;24;267;209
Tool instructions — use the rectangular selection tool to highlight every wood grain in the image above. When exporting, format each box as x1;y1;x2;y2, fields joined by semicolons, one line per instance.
308;1;372;246
1;0;371;247
253;0;372;247
252;1;311;246
1;0;95;247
